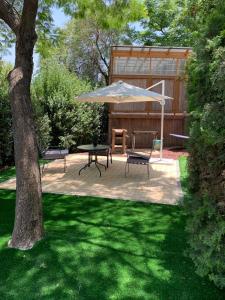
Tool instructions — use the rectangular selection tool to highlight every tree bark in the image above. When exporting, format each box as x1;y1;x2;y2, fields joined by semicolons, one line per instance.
5;0;44;250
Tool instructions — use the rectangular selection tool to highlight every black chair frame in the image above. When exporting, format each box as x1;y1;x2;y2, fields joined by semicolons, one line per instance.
41;147;69;175
125;149;153;179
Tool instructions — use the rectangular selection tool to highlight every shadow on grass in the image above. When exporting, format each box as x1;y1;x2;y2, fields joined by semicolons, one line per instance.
0;189;224;300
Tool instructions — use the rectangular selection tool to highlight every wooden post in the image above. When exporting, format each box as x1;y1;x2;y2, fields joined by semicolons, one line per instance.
112;129;116;153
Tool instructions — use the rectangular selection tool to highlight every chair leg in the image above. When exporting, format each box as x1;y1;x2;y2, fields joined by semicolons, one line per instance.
41;163;45;176
107;154;109;168
147;164;150;179
42;161;49;176
125;162;128;177
64;157;67;172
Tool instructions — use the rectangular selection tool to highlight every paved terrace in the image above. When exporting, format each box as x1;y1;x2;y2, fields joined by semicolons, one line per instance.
0;151;183;205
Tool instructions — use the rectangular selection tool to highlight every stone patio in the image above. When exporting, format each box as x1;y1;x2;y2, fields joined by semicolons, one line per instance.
0;153;183;205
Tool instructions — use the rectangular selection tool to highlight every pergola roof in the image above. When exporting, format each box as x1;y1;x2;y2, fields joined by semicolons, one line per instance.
111;45;192;54
111;45;192;76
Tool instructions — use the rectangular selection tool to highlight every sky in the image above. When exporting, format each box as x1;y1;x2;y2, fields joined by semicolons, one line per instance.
2;7;142;68
2;7;70;67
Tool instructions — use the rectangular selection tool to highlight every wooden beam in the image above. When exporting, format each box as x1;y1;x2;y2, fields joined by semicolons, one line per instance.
112;50;190;59
111;74;178;80
109;112;187;120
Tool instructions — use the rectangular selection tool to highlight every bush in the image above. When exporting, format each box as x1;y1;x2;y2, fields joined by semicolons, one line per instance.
186;0;225;289
185;196;225;289
32;59;104;151
0;62;13;167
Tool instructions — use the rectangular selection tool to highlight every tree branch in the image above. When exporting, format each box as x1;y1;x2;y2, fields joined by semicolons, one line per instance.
95;31;109;70
0;0;21;34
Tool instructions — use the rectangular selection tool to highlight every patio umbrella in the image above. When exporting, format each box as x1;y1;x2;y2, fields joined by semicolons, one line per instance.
77;80;173;159
77;80;172;103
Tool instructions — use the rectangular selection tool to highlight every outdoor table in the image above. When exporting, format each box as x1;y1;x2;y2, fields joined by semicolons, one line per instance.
131;130;158;151
169;134;190;149
169;134;190;139
77;144;110;177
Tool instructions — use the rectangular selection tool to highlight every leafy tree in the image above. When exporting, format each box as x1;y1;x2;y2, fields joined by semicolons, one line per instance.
32;59;104;150
41;1;146;85
186;0;225;289
0;1;55;57
0;62;13;166
0;0;45;250
0;0;146;250
48;18;133;85
141;0;201;47
56;0;146;29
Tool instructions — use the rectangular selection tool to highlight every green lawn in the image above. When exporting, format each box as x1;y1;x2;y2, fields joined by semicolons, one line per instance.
0;166;15;183
0;160;224;299
0;159;50;184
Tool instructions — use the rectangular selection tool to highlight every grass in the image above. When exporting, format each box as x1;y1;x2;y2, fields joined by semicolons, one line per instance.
0;159;50;183
179;156;188;193
0;166;15;183
0;160;224;299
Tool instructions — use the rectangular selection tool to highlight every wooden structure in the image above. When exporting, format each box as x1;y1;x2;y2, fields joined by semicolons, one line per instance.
108;45;191;147
111;129;128;154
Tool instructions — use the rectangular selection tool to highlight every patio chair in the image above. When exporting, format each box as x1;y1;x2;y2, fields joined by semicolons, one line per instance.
41;147;69;175
125;149;153;178
94;147;112;168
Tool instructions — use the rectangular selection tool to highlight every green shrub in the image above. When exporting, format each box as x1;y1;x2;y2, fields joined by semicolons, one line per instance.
186;0;225;289
32;59;104;151
0;62;13;166
185;195;225;289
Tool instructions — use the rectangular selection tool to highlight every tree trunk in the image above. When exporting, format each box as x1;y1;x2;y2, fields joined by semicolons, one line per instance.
8;22;43;250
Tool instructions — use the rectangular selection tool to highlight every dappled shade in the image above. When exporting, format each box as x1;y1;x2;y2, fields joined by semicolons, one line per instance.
0;190;223;299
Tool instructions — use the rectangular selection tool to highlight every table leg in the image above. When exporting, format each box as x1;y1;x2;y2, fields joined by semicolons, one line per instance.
95;155;106;176
79;153;107;176
95;156;107;170
95;161;102;176
78;161;91;175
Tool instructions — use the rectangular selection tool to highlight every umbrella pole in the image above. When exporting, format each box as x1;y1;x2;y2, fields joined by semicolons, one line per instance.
160;80;165;160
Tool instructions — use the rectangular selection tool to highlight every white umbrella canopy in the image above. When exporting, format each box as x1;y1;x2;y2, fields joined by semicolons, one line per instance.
76;80;172;103
77;80;173;160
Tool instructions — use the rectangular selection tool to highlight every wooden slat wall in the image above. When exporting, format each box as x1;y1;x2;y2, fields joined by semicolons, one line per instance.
179;81;188;113
151;78;174;112
109;114;188;147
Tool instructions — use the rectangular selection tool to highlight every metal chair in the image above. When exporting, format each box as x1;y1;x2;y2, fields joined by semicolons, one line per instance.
41;147;69;175
125;149;153;178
